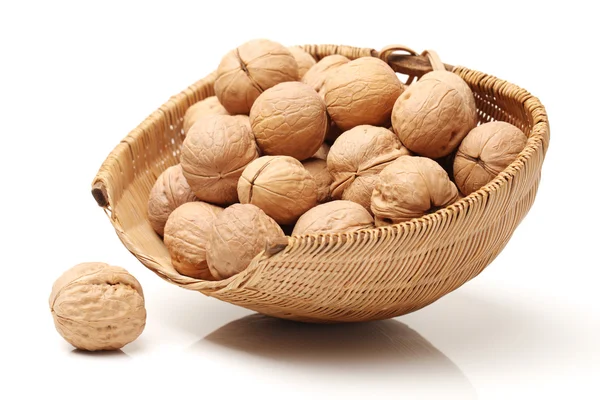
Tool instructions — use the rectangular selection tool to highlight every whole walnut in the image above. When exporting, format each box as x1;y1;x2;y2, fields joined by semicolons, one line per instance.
293;200;374;235
164;202;223;280
371;156;459;225
181;115;259;205
49;262;146;351
312;143;330;161
323;57;404;131
327;125;411;211
250;82;327;161
148;164;197;236
183;96;229;133
214;39;299;115
238;156;317;224
288;46;316;78
302;55;350;93
454;121;527;195
302;158;333;203
206;204;285;279
392;70;477;159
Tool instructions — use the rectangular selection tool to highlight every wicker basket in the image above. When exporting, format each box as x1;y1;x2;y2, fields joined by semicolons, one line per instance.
91;44;549;323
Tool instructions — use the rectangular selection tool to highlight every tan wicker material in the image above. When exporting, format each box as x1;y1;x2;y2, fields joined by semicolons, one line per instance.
91;44;549;323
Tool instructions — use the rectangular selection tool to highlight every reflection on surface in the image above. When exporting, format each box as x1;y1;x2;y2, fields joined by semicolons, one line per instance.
70;348;131;358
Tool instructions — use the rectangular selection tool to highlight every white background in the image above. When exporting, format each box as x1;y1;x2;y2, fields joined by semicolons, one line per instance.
1;1;598;399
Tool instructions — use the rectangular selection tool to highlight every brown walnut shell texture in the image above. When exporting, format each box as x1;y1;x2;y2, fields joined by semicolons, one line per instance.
302;158;333;203
323;57;404;131
288;46;316;78
250;82;327;161
147;164;197;236
206;204;285;279
238;156;318;225
49;263;146;351
183;96;229;133
164;202;224;280
454;121;527;195
293;200;374;235
371;156;459;225
181;115;259;205
214;39;299;115
312;143;330;161
327;125;411;211
392;70;477;159
301;55;350;93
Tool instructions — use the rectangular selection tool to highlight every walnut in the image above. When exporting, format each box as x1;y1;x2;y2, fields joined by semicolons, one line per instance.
183;96;229;133
214;39;299;115
147;164;197;236
454;121;527;195
312;143;330;161
164;202;223;280
302;158;332;203
391;70;477;159
250;82;327;161
49;262;146;351
206;204;285;279
292;200;374;235
181;115;259;205
327;125;411;211
288;46;316;78
302;55;350;93
323;57;404;131
238;156;317;224
371;156;459;225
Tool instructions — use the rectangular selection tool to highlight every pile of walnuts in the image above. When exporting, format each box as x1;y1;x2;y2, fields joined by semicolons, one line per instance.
148;39;528;281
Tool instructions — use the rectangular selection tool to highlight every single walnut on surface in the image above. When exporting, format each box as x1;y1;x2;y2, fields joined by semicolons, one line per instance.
181;115;259;205
214;39;299;115
293;200;374;235
302;158;333;203
323;57;404;131
183;96;229;133
206;204;285;279
148;164;197;236
250;82;327;161
392;70;477;159
164;202;223;280
288;46;316;78
454;121;527;195
327;125;411;211
238;156;318;224
302;54;350;93
371;156;459;225
49;262;146;351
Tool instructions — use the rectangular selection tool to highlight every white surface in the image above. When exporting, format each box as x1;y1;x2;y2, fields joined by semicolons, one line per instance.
1;1;599;399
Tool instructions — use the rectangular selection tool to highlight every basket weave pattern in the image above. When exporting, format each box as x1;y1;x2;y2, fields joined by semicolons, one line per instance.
92;45;549;323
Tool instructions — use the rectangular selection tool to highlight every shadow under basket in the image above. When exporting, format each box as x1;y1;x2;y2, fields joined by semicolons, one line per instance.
91;44;550;323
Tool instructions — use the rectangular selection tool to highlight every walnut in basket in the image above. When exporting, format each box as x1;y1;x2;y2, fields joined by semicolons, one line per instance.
301;54;350;93
238;156;318;225
214;39;299;115
181;115;259;205
371;156;459;225
392;70;477;159
287;46;316;78
250;82;327;161
302;158;332;203
206;204;285;279
164;202;223;280
293;200;374;235
183;96;229;133
454;121;527;195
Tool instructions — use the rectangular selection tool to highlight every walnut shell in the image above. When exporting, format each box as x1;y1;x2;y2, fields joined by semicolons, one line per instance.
181;115;259;205
183;96;229;133
288;46;316;78
292;200;374;235
206;204;285;279
312;143;330;161
49;263;146;351
327;125;411;211
391;70;477;159
214;39;299;115
454;121;527;195
238;156;318;224
164;202;223;280
302;158;332;203
250;82;327;161
323;57;404;131
371;156;459;225
302;55;350;93
148;164;197;236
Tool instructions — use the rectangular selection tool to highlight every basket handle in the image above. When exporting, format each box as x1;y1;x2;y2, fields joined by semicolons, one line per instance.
377;45;454;80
